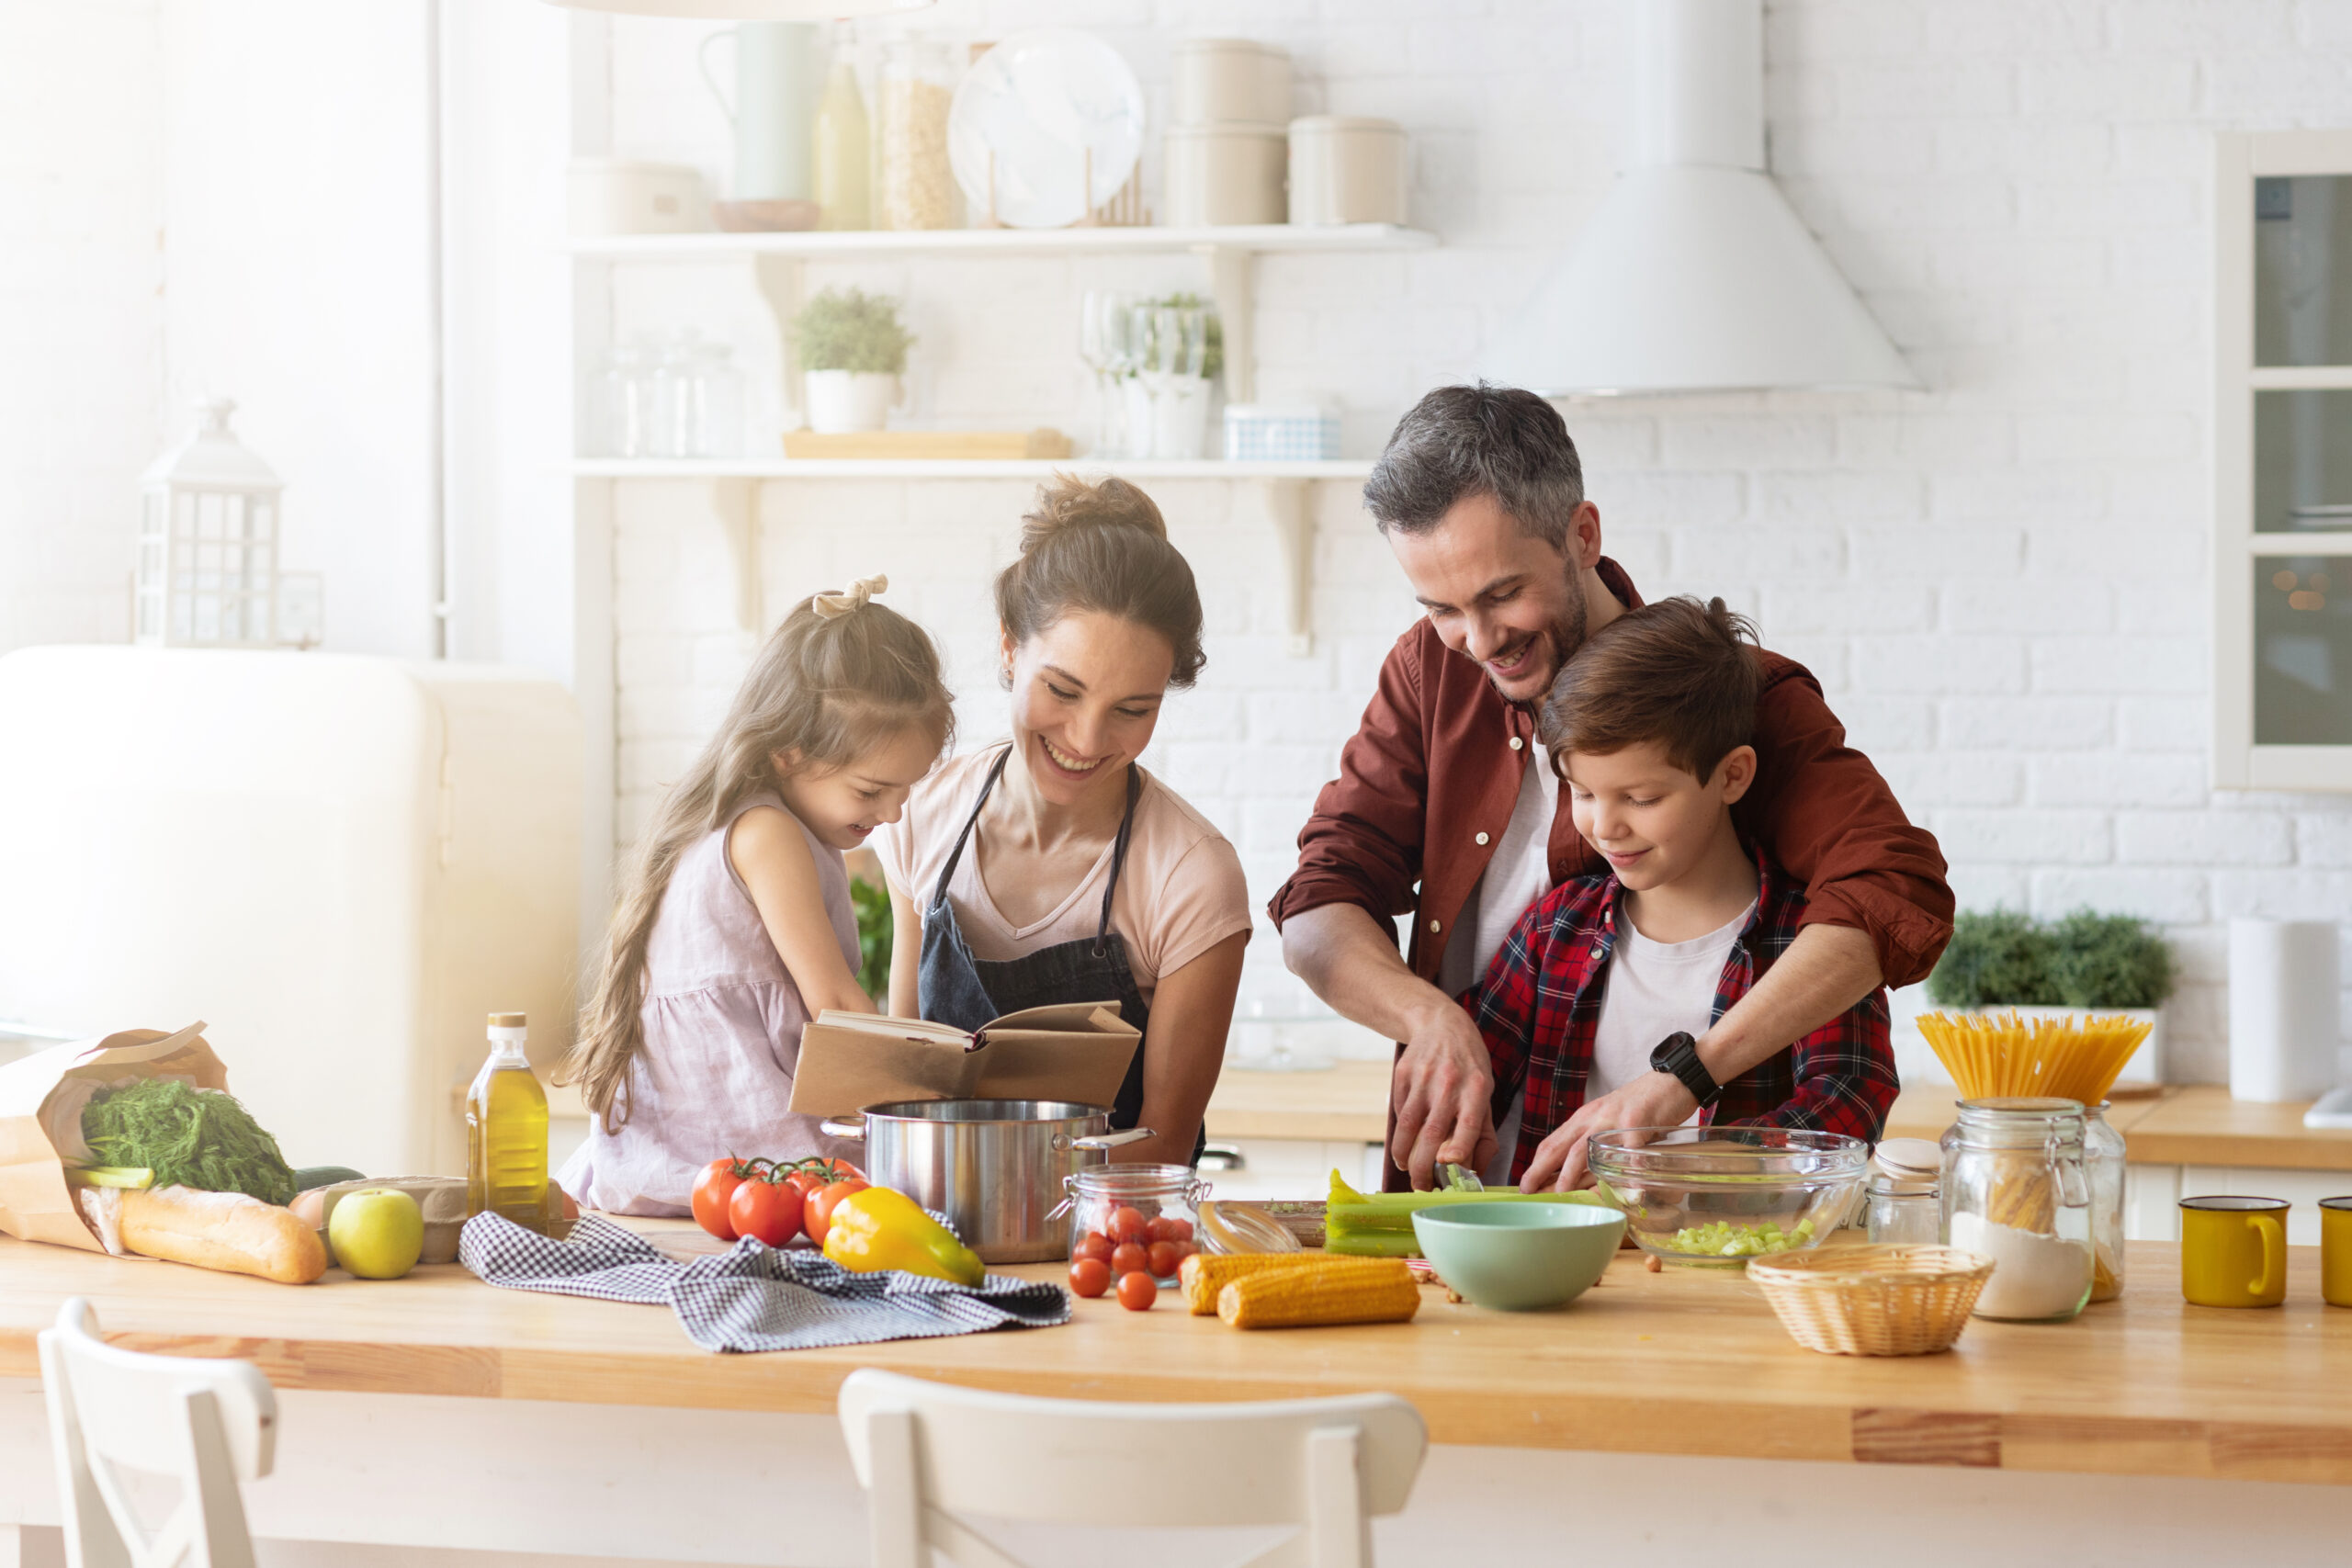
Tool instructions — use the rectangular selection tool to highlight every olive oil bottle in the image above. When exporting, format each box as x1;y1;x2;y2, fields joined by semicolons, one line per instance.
466;1011;549;1228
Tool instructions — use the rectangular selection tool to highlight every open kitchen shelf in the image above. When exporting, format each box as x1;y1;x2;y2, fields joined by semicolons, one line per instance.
576;461;1343;653
568;221;1435;261
570;457;1373;479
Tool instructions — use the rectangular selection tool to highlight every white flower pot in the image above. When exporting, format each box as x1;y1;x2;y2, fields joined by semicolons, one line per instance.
803;369;898;434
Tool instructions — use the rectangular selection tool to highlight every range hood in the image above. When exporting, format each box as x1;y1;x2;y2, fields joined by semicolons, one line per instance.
1486;0;1917;397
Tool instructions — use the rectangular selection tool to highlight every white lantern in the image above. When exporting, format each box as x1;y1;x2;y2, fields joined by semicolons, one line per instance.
136;398;283;648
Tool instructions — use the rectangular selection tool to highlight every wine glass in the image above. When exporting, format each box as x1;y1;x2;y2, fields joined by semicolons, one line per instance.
1079;290;1139;456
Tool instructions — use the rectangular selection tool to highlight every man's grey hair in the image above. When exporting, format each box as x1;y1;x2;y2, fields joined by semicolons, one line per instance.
1362;383;1585;549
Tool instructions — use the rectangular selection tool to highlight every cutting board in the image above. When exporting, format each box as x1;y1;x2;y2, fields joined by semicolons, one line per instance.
781;429;1072;460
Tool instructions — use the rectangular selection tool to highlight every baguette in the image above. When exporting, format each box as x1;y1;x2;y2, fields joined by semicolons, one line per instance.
119;1186;328;1284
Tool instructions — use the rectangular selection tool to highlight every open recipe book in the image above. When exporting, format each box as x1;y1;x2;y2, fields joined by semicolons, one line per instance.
785;1001;1141;1117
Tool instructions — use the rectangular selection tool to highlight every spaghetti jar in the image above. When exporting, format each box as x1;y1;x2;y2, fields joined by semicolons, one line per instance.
1064;1164;1207;1283
876;39;956;230
2085;1101;2127;1302
1940;1097;2093;1322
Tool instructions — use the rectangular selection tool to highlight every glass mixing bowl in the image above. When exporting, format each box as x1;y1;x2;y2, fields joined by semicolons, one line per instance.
1588;1127;1869;1267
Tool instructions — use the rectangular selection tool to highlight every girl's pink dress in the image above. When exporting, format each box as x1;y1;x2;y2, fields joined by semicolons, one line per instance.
558;793;864;1215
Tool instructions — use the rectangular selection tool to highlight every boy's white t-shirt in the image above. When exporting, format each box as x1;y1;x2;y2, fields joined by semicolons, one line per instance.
1586;900;1758;1112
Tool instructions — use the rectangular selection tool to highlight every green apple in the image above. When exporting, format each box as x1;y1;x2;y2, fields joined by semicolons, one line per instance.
328;1189;424;1280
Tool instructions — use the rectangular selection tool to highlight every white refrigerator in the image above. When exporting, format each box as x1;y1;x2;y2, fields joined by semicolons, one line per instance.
0;646;582;1178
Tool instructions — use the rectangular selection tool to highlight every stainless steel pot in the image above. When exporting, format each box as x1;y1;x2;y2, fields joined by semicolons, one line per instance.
819;1100;1154;1263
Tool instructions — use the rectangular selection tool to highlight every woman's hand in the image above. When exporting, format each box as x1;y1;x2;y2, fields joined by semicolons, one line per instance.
1121;931;1248;1167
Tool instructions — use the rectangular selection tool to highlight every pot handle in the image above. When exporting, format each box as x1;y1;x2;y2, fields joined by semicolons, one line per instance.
819;1119;866;1142
1070;1126;1156;1152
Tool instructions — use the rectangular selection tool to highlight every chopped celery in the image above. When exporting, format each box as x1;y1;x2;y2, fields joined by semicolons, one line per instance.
1323;1170;1614;1257
1647;1216;1817;1258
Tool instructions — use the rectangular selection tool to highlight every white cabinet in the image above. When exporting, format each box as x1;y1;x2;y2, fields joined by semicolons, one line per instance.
2214;130;2352;790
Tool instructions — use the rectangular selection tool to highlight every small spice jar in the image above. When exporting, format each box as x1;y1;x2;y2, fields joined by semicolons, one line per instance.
1064;1163;1207;1282
2085;1101;2127;1302
1866;1136;1942;1245
1941;1097;2094;1322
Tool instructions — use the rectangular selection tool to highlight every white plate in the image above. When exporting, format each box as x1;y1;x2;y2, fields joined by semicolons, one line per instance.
948;28;1145;230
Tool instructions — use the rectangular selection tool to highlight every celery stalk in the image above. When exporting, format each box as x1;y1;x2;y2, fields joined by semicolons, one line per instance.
1323;1170;1615;1257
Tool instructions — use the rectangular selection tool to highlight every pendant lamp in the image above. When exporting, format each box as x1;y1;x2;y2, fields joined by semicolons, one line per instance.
541;0;930;17
1485;0;1916;396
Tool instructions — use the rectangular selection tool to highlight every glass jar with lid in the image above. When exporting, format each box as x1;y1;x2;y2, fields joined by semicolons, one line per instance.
2085;1100;2126;1303
1940;1097;2094;1322
877;39;957;230
1064;1163;1207;1283
1866;1136;1941;1245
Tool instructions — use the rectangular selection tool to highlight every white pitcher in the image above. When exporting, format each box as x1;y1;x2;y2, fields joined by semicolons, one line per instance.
700;22;820;202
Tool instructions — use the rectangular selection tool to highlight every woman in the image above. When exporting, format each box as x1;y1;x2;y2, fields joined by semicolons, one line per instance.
876;476;1250;1165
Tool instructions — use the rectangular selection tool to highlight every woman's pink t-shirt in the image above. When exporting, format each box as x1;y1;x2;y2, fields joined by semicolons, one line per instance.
876;746;1252;998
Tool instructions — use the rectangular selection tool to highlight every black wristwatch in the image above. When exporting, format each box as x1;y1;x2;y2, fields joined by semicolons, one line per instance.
1649;1031;1722;1108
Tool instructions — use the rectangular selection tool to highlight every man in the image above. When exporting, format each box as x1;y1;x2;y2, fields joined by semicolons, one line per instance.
1269;385;1951;1190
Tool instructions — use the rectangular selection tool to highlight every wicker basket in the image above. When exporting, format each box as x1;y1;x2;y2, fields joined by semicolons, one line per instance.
1747;1245;1993;1356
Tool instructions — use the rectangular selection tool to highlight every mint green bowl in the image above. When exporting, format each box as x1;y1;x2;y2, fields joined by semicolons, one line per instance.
1410;1201;1627;1312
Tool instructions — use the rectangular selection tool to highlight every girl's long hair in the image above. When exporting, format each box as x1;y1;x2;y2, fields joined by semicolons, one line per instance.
561;590;952;1133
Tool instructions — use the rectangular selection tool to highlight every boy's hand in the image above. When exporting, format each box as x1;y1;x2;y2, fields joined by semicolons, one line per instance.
1517;1072;1700;1190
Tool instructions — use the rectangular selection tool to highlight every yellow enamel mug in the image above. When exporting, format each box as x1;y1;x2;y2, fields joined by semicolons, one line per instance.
2323;1197;2352;1308
2179;1196;2288;1307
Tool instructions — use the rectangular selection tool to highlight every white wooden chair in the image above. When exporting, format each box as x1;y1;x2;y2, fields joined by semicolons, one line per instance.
38;1298;277;1568
836;1367;1427;1568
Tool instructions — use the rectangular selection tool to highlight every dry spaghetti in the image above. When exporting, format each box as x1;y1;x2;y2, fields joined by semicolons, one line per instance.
1916;1010;2152;1105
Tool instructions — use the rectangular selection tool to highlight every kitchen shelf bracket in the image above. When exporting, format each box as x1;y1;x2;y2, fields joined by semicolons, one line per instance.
752;254;806;428
1253;477;1314;657
708;477;761;633
1196;245;1255;404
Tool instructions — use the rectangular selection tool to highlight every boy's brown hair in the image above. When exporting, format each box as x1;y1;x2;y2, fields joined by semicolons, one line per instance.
1538;595;1761;783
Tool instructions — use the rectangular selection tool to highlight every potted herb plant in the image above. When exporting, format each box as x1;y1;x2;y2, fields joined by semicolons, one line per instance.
1925;908;2177;1083
792;288;914;434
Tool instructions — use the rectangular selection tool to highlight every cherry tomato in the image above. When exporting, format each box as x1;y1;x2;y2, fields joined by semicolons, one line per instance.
1074;1231;1114;1264
1110;1206;1149;1244
1160;1216;1194;1242
803;1178;869;1247
1069;1257;1112;1298
1146;1240;1180;1278
784;1157;862;1204
729;1176;804;1247
691;1159;747;1240
1111;1241;1148;1276
1115;1271;1158;1311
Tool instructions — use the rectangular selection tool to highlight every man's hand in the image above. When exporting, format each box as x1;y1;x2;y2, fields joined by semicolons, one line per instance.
1387;998;1498;1190
1517;1071;1698;1191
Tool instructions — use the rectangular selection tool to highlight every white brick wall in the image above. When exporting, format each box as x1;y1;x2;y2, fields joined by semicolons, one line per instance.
595;0;2352;1081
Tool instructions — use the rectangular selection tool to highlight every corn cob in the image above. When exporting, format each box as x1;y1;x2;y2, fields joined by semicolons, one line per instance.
1177;1251;1396;1315
1216;1258;1421;1329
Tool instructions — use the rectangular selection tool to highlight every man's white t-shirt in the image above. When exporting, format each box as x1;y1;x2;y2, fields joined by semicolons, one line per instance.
1587;902;1757;1112
1438;755;1557;1182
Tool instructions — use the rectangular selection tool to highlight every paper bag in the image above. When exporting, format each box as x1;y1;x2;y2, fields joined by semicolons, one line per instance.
786;1001;1141;1117
0;1021;225;1252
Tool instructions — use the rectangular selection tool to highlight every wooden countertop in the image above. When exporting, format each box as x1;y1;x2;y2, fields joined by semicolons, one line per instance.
1887;1086;2352;1173
1204;1059;1389;1144
6;1226;2350;1485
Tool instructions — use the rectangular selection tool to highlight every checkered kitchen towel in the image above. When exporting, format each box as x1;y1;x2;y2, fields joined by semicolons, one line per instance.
458;1213;1069;1353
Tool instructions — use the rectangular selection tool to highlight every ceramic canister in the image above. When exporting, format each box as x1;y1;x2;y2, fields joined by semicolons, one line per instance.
1288;116;1408;226
1164;124;1288;227
1171;39;1292;127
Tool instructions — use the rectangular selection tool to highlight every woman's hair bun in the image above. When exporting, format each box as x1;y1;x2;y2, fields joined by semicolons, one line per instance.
1018;473;1169;555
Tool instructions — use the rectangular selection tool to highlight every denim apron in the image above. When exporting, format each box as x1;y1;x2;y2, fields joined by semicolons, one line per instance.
916;746;1204;1163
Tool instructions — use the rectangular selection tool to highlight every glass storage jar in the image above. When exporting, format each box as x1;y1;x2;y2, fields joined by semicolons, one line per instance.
1065;1163;1207;1283
2085;1100;2126;1303
1866;1136;1941;1245
877;39;957;230
1940;1097;2094;1322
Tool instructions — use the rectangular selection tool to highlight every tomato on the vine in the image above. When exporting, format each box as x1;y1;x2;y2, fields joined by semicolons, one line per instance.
691;1158;751;1240
802;1178;869;1247
729;1175;805;1247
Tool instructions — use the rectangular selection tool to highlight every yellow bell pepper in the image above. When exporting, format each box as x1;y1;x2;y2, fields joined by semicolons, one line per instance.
820;1186;985;1286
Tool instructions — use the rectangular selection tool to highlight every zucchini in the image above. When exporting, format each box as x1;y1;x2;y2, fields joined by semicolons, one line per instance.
291;1165;367;1191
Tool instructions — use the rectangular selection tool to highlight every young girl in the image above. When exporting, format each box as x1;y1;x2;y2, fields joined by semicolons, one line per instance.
558;576;952;1215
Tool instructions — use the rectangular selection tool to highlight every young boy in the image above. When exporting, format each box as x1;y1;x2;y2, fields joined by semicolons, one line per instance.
1464;596;1899;1191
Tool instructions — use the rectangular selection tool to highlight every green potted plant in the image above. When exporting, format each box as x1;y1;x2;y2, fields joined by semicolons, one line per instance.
1925;908;2177;1083
792;288;914;434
